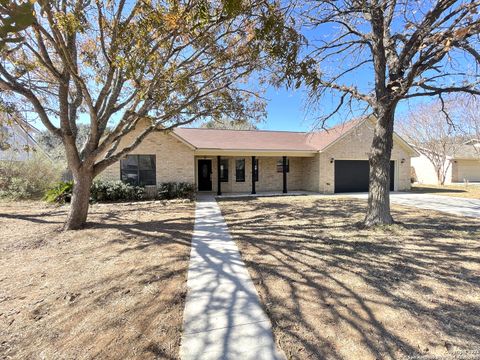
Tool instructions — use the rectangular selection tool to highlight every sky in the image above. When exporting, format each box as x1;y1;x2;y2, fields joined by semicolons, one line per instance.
25;0;471;134
258;86;421;132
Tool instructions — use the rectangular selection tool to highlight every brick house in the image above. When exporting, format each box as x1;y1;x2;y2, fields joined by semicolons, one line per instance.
100;117;418;194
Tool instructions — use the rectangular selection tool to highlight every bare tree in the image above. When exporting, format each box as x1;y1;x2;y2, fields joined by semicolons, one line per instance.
0;0;276;229
398;101;463;185
279;0;480;226
458;95;480;146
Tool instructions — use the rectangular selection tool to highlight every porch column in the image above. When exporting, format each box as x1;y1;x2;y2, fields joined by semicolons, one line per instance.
282;156;287;193
251;156;256;194
217;156;222;196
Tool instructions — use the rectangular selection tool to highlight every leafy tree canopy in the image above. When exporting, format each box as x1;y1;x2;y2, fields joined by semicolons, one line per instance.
0;0;287;229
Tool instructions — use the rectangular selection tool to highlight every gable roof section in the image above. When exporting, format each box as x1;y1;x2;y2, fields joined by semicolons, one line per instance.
172;117;418;155
173;127;318;152
451;144;480;159
305;118;362;151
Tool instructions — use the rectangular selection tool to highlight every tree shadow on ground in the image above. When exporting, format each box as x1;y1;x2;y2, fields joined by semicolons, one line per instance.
410;186;466;194
218;196;480;360
0;200;195;360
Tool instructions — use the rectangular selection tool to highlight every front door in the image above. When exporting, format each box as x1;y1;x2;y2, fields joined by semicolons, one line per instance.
198;159;212;191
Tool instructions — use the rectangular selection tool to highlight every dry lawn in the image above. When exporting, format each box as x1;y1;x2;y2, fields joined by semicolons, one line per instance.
0;200;194;360
218;196;480;360
411;184;480;199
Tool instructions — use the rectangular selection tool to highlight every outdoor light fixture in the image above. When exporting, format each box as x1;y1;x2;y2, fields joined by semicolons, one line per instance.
330;158;334;163
401;158;405;164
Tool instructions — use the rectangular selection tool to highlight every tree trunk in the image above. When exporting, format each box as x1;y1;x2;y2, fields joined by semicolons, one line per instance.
364;108;395;227
64;168;93;230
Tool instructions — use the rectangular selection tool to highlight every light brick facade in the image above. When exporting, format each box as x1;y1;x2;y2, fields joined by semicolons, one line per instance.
99;129;195;185
98;118;415;194
317;120;412;193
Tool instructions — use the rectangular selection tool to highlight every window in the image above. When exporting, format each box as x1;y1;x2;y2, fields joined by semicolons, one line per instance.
276;158;289;173
254;158;259;182
236;159;245;182
220;159;229;182
120;155;156;186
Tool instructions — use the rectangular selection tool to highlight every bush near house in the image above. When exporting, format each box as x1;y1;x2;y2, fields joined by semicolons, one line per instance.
44;180;146;204
90;180;145;202
43;180;195;204
0;156;62;200
43;181;74;204
158;182;195;200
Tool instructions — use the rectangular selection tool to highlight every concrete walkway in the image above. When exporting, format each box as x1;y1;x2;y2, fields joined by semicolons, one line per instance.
348;192;480;218
180;195;284;360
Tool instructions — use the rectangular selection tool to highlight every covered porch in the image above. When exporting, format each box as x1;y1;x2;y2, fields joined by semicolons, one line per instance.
194;150;319;195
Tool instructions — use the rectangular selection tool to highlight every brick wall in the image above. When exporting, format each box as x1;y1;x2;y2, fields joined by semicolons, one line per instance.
318;120;413;193
98;128;195;186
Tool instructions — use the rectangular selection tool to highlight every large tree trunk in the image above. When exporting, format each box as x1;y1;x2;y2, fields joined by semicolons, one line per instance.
64;168;94;230
364;108;395;227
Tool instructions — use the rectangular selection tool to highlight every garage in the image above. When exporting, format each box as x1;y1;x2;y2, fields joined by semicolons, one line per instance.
455;160;480;182
335;160;395;193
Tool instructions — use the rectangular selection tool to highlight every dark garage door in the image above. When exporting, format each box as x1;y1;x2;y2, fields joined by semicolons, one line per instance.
334;160;395;193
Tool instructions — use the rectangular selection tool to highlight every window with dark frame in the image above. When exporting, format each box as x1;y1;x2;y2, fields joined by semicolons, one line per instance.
254;158;259;182
276;158;289;173
120;155;156;186
236;159;245;182
220;159;229;182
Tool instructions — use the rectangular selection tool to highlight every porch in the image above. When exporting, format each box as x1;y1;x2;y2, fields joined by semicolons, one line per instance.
194;153;319;195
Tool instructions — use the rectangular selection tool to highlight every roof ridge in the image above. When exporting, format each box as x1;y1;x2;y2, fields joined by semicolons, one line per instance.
176;127;308;134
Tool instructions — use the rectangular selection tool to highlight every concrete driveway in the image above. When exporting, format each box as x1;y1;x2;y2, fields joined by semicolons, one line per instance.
347;192;480;218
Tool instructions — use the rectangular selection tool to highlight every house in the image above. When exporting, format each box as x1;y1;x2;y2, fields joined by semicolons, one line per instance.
412;140;480;184
99;117;418;194
0;119;47;162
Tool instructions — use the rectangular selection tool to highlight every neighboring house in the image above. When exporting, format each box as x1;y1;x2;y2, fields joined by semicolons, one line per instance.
412;140;480;184
411;151;453;185
0;119;47;162
451;140;480;182
99;117;418;194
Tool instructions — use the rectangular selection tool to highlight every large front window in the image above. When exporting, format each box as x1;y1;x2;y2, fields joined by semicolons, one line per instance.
220;159;229;182
120;155;156;186
236;159;245;182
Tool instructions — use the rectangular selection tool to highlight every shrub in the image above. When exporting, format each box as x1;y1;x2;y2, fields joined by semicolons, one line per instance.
44;179;146;204
158;182;195;200
90;180;145;202
43;181;73;204
0;156;62;200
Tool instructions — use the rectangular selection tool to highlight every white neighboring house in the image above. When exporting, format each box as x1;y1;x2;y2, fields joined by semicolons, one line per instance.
411;150;453;185
0;119;47;162
411;140;480;184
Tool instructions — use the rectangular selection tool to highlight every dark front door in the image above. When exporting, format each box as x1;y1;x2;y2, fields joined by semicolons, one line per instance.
334;160;395;193
198;159;212;191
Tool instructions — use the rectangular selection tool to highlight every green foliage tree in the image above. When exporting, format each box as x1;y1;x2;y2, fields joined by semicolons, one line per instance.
201;118;259;130
276;0;480;226
0;0;280;229
0;0;35;49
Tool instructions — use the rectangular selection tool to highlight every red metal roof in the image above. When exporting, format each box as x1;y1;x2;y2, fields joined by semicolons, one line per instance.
173;118;361;152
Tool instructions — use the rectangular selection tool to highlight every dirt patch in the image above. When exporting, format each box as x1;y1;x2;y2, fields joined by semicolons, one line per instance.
0;200;195;359
411;184;480;199
218;196;480;360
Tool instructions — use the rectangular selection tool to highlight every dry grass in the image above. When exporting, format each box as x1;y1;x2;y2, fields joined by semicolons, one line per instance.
0;200;195;360
411;184;480;199
218;196;480;360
